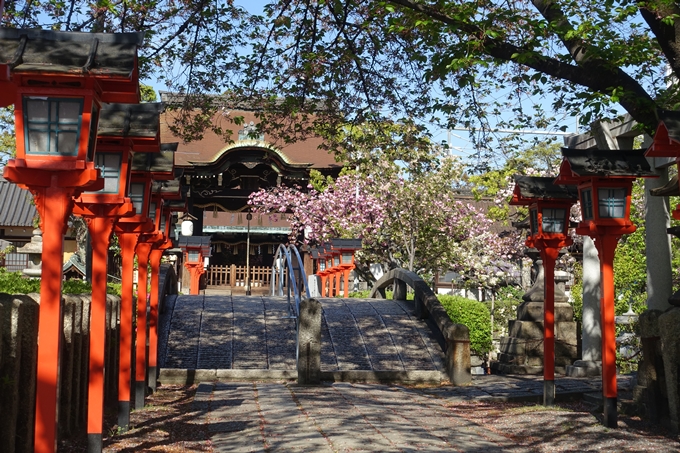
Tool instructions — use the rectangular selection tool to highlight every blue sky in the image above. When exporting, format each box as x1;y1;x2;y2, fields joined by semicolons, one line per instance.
149;0;579;162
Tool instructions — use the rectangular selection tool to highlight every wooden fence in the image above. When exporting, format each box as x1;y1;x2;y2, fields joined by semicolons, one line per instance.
206;265;271;289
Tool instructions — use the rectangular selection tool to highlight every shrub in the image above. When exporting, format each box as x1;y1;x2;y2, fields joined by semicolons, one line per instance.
437;294;492;356
0;268;122;296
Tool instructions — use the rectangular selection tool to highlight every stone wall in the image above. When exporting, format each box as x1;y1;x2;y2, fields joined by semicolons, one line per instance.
0;293;121;453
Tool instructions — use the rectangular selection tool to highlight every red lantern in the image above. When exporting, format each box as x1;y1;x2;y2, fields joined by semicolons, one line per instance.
555;148;656;428
0;28;142;453
510;176;577;406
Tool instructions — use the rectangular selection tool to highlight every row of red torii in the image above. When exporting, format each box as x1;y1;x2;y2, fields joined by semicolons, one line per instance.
0;28;203;453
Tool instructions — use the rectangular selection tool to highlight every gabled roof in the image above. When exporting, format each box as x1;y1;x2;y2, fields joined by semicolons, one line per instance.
0;175;36;227
159;92;342;171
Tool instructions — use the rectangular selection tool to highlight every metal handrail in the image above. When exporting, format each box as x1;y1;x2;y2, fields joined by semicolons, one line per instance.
270;243;310;320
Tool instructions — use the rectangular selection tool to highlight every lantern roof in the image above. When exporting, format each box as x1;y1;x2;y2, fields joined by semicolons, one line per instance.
646;109;680;157
0;28;143;103
98;103;164;139
151;179;182;197
131;145;175;174
556;148;655;183
178;235;211;253
510;176;578;205
330;238;362;250
164;199;187;212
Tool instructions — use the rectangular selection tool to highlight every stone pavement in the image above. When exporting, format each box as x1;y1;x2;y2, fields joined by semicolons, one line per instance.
158;295;445;375
192;374;636;453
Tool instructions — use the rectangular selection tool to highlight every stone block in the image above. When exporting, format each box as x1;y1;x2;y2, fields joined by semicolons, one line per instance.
639;309;663;338
0;294;39;453
507;320;578;344
298;298;321;385
59;296;76;438
516;301;574;322
77;296;91;431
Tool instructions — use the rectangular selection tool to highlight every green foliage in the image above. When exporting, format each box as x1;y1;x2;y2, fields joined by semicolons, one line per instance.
0;269;122;295
437;294;492;356
0;106;16;165
0;268;40;293
570;262;583;324
308;169;334;192
613;180;648;315
140;84;158;103
486;286;523;335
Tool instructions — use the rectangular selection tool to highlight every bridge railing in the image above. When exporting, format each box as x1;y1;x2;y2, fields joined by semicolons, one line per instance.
369;268;472;386
270;244;310;319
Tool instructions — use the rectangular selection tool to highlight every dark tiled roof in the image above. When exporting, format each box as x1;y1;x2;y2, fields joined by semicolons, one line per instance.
513;176;578;201
98;103;163;138
0;175;37;227
560;148;655;177
0;28;143;78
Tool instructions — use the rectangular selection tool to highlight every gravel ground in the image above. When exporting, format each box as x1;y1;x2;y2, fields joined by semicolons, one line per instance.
58;383;680;452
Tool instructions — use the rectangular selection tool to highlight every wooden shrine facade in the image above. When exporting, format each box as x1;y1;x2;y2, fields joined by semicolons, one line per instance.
159;92;343;281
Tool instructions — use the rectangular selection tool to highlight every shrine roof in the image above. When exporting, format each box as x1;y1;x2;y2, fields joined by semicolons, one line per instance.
0;28;142;78
159;108;342;171
0;175;36;228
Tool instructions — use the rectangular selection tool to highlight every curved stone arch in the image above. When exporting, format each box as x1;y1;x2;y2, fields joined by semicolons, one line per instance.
369;268;472;386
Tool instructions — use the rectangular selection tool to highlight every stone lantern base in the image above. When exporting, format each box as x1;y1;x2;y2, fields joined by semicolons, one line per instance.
491;260;579;375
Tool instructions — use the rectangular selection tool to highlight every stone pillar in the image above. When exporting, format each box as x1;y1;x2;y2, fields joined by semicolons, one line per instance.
566;236;602;376
393;279;407;300
297;298;321;385
645;166;673;311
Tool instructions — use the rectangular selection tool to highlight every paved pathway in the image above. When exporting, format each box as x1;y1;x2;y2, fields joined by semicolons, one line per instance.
192;375;637;453
158;295;445;374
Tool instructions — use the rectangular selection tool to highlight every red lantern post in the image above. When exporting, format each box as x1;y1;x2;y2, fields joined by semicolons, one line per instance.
72;102;164;452
510;176;577;406
130;142;177;408
0;29;142;453
315;245;332;296
330;239;362;298
114;170;155;429
555;148;656;427
179;236;211;294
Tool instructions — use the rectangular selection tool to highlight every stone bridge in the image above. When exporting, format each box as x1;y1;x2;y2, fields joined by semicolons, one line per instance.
158;295;451;384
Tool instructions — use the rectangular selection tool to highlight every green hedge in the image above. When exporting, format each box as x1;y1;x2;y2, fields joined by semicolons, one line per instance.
0;268;121;295
437;294;492;356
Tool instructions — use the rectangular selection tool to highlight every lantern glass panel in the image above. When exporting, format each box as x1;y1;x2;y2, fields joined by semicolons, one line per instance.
149;202;157;224
580;189;593;220
93;152;122;193
542;208;566;233
598;188;627;218
188;250;199;262
319;261;326;271
342;252;352;263
129;182;145;215
334;256;340;266
529;208;538;235
24;97;83;156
